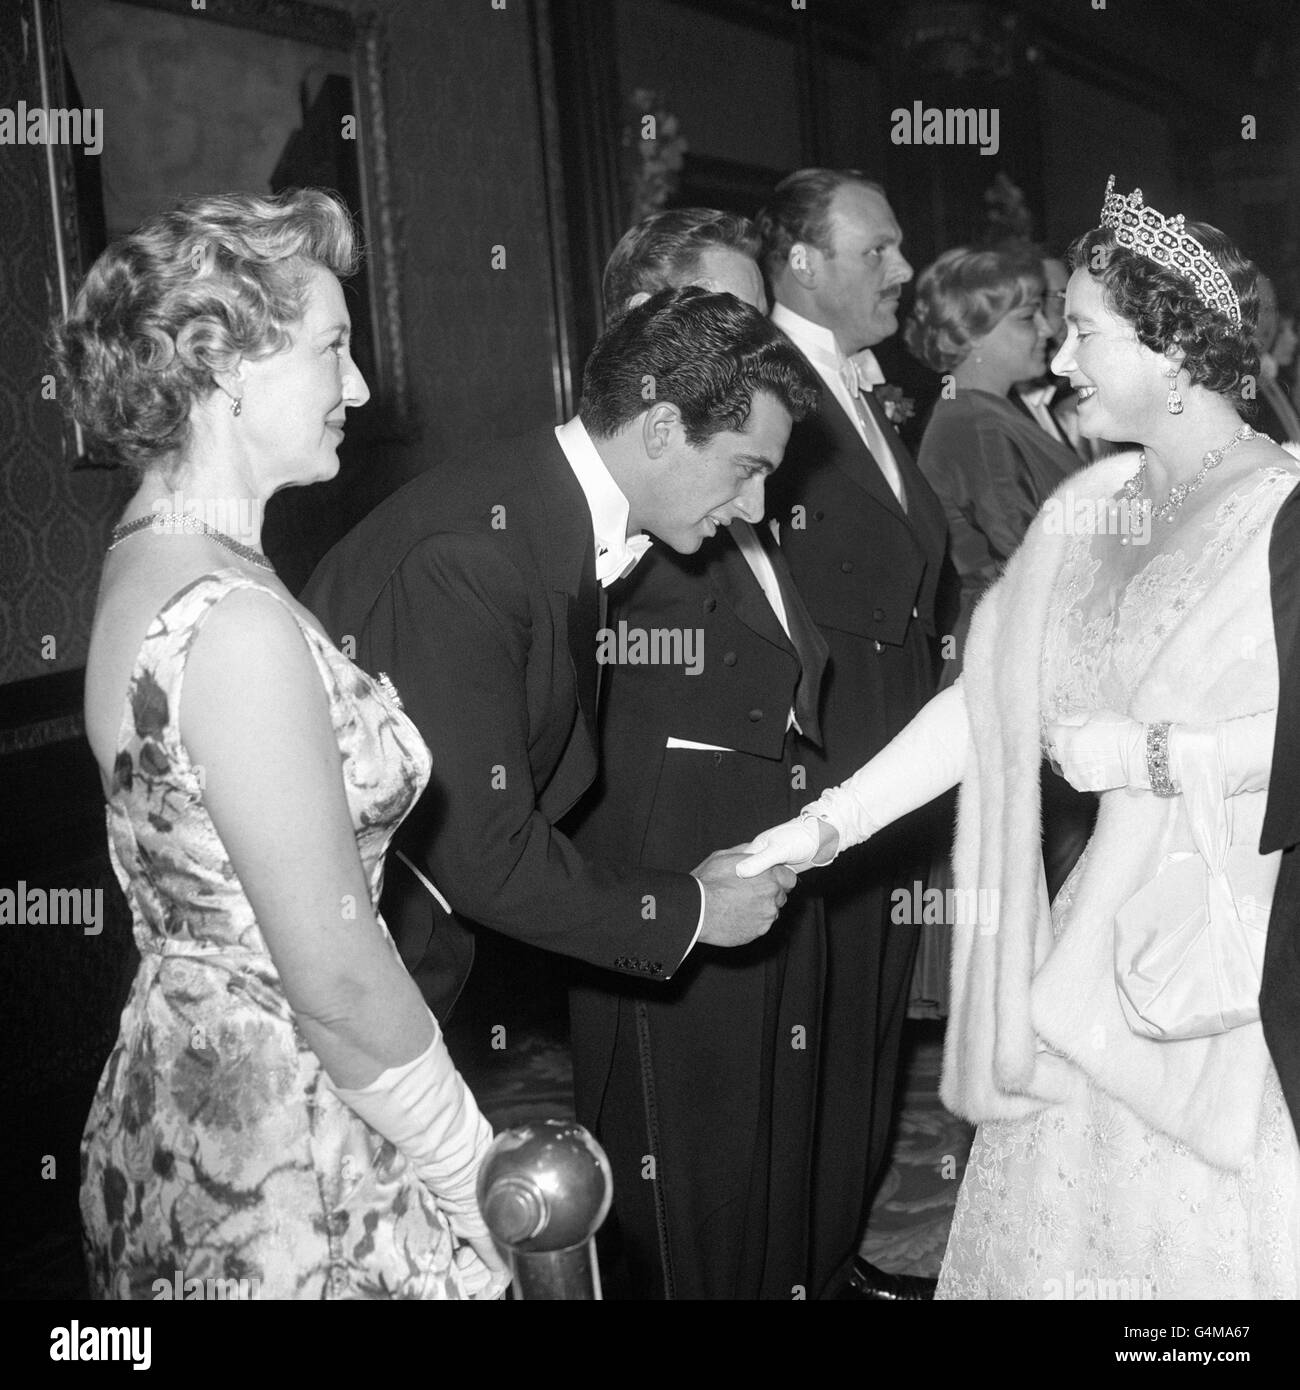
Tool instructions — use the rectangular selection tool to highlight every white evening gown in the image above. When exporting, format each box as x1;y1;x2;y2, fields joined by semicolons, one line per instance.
935;473;1300;1300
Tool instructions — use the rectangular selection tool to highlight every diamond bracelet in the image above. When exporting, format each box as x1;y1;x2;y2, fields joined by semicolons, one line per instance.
1145;721;1179;797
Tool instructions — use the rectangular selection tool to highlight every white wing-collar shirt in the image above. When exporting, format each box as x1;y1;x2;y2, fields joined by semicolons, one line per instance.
555;415;653;587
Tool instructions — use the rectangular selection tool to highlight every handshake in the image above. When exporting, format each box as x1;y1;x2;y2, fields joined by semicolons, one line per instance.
691;816;840;948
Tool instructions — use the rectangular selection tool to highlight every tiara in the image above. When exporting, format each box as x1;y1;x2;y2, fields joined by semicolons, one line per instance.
1099;175;1241;327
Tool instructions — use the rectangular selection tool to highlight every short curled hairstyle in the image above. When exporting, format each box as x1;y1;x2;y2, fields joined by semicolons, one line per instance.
52;187;358;474
904;245;1044;373
755;167;884;280
602;208;761;319
580;285;821;444
1066;223;1259;401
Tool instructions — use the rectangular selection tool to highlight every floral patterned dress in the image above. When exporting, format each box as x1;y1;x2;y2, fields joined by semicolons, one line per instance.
937;469;1300;1300
82;570;475;1300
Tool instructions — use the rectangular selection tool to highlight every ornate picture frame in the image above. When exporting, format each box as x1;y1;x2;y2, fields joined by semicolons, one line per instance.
36;0;413;448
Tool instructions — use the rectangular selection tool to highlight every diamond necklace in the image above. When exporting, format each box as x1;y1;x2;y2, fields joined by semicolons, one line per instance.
1121;423;1259;524
107;512;274;571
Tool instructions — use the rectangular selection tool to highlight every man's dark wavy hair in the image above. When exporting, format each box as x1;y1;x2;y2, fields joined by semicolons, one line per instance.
1067;224;1260;403
579;285;821;444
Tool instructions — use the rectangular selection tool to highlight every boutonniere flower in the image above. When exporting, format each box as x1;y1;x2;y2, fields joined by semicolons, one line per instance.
875;383;916;427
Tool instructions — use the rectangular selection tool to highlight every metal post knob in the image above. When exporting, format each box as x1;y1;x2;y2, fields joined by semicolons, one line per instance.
477;1120;613;1299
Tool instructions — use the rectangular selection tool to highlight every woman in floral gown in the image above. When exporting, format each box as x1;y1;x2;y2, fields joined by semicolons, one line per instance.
739;179;1300;1298
58;190;506;1299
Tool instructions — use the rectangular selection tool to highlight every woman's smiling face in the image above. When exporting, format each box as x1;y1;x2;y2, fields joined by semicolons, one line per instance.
1051;269;1168;440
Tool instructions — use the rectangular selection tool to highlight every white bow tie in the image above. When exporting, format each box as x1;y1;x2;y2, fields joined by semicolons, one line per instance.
838;349;886;397
596;532;653;586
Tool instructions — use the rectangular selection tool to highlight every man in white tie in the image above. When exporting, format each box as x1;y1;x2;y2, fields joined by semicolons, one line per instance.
1014;253;1075;443
303;289;815;1023
569;208;836;1299
758;169;952;1300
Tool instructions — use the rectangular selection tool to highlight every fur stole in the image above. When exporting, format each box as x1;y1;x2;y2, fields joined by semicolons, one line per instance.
942;451;1300;1170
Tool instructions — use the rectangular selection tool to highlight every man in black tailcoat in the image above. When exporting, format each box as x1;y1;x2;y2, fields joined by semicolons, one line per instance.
301;289;814;1054
757;170;952;1299
567;210;832;1299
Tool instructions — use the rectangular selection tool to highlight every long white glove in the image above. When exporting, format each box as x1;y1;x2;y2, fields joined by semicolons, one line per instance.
331;1026;508;1297
737;683;971;877
1044;710;1275;796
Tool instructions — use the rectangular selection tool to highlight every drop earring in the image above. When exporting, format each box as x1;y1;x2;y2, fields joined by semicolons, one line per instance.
1166;364;1183;415
231;396;242;417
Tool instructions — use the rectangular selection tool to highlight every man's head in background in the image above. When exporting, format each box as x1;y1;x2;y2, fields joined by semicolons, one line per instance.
1255;272;1280;354
1039;254;1069;352
602;208;768;320
757;168;912;353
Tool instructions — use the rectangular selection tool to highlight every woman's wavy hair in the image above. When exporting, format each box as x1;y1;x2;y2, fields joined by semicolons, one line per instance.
52;188;359;475
903;245;1044;374
1066;223;1259;403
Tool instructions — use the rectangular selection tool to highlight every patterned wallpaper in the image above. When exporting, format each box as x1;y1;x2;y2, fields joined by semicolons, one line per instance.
0;3;129;687
1;0;562;687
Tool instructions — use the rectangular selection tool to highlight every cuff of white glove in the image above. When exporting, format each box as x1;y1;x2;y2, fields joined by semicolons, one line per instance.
801;792;877;857
783;813;827;868
331;1031;493;1219
797;810;841;866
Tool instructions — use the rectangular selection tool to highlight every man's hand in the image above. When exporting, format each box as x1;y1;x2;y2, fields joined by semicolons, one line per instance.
693;845;797;947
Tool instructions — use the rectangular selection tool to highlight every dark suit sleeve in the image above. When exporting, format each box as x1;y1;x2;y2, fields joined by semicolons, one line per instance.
361;531;700;978
1261;477;1300;1143
1262;480;1300;853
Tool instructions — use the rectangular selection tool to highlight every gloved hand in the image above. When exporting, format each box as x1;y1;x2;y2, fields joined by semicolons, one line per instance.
456;1235;512;1300
331;1024;511;1299
1178;711;1275;796
1043;710;1148;792
736;815;837;878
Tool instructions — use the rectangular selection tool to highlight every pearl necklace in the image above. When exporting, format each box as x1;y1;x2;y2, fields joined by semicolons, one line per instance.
1121;423;1259;530
107;512;274;571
